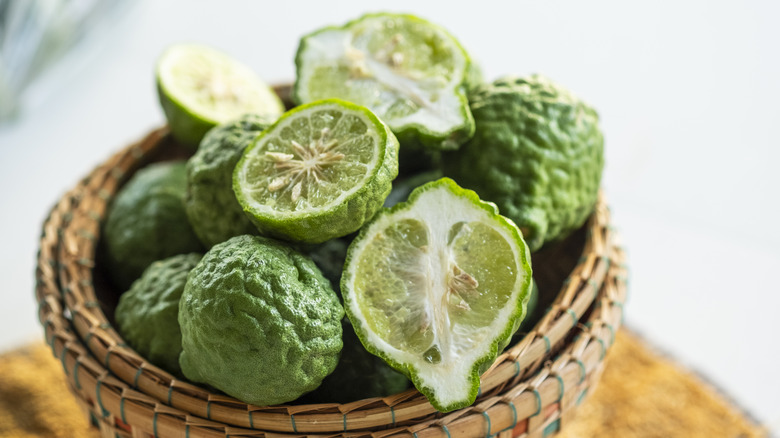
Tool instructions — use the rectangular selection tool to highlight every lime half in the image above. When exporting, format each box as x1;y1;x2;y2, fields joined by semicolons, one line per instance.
157;43;284;148
233;99;399;243
294;13;475;150
341;178;532;412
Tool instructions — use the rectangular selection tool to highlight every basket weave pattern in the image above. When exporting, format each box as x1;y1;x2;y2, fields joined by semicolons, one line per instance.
36;128;627;438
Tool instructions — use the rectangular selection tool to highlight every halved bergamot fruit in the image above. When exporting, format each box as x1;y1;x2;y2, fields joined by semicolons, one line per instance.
156;43;284;148
341;178;533;412
293;13;475;150
233;99;399;243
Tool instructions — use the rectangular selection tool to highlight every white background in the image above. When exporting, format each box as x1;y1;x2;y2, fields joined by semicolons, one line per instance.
1;0;778;431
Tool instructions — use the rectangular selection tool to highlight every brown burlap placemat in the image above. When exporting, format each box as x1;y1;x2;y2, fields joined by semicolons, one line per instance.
0;329;768;438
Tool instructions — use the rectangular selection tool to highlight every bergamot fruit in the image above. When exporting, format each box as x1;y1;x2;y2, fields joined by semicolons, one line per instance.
341;178;533;412
185;114;274;247
442;75;604;252
233;99;399;243
294;13;475;150
103;161;203;290
156;43;284;148
178;235;344;406
114;253;202;377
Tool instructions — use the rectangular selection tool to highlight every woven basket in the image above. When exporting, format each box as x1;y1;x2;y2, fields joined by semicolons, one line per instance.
35;88;627;437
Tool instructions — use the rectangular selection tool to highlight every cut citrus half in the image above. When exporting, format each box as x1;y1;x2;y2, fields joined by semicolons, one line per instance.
294;13;475;150
156;43;284;148
233;99;399;243
341;178;532;412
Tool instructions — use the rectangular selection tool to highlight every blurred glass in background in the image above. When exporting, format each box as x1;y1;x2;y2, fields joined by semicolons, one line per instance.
0;0;127;122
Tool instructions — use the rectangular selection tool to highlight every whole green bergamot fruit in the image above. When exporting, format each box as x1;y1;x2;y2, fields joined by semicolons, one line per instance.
103;161;203;289
178;235;344;406
298;319;409;403
442;75;604;252
114;253;202;377
185;114;274;247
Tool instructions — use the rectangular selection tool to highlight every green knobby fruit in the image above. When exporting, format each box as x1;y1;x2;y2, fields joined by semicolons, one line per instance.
185;114;274;247
442;75;604;252
178;235;344;406
114;253;202;377
103;161;203;290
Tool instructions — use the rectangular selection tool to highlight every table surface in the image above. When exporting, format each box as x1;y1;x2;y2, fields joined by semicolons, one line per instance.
1;0;778;431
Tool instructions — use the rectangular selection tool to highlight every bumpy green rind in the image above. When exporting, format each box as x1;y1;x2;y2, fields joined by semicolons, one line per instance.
103;161;203;290
178;235;344;406
114;253;202;377
442;75;604;252
293;13;475;151
185;114;274;247
297;319;409;403
233;99;399;244
341;177;533;412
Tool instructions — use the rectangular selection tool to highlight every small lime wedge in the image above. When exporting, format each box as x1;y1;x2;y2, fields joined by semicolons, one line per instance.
233;99;399;243
341;178;532;412
156;43;284;148
294;13;475;150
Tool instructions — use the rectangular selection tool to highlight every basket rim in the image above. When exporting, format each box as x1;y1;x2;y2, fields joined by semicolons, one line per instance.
38;126;625;435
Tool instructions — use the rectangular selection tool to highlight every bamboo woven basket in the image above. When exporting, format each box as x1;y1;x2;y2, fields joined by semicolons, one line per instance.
35;87;627;438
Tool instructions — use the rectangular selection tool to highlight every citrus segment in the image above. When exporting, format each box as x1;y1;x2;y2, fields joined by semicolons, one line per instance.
156;43;284;147
294;13;475;150
234;99;398;243
342;178;532;412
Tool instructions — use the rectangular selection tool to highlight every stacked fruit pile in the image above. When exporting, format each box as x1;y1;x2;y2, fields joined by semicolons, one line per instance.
104;12;604;413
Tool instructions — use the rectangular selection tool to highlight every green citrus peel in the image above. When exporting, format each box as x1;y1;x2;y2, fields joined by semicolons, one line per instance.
157;43;284;148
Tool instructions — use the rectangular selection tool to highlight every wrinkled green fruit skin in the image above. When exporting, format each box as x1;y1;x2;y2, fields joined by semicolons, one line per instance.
178;235;344;406
114;253;202;377
298;319;409;403
103;161;203;290
185;114;273;247
442;75;604;252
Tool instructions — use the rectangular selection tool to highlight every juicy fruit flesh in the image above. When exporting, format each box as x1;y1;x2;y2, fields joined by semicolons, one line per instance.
237;105;381;214
355;219;516;363
159;45;282;123
298;15;468;135
345;180;529;411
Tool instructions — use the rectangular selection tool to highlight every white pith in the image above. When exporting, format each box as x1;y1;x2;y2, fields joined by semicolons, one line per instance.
346;186;527;407
159;44;282;123
235;103;382;216
298;20;468;135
